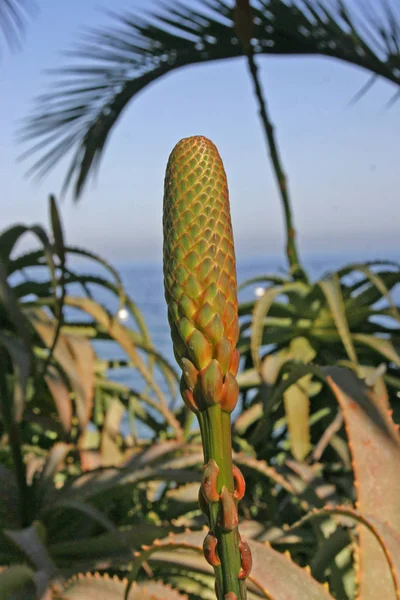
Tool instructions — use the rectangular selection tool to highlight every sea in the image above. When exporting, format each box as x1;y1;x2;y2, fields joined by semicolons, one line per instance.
88;251;399;428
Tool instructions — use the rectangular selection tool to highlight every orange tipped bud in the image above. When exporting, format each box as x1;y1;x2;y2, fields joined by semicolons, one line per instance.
203;531;221;566
219;486;239;531
202;459;220;503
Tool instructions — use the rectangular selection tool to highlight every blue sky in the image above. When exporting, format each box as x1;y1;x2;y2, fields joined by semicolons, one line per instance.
0;0;399;265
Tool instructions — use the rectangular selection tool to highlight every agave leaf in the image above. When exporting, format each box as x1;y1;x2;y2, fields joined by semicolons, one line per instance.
325;367;400;600
318;276;357;364
352;333;400;367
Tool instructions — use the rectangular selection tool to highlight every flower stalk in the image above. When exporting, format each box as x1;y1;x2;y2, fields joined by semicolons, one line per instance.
234;0;307;282
163;136;251;599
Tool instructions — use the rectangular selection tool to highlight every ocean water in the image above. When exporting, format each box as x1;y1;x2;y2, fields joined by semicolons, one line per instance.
96;252;400;405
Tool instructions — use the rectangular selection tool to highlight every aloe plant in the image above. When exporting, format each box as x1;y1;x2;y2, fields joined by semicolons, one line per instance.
236;261;400;464
1;183;400;600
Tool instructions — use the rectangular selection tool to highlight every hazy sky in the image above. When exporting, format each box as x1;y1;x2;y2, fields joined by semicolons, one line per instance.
0;0;399;265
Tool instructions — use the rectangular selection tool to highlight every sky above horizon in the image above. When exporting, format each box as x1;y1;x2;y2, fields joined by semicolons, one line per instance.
0;0;399;266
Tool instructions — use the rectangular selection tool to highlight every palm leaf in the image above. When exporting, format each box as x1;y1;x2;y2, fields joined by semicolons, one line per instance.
0;0;36;54
20;0;400;199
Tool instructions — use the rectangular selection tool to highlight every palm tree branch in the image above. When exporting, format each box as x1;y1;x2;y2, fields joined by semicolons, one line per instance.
20;0;400;199
0;0;36;54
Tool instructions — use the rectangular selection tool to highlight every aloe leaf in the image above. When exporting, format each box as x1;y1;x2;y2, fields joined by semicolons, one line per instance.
27;308;95;430
51;448;204;504
4;522;58;580
57;574;186;599
41;500;130;553
345;264;400;322
238;274;289;291
0;565;38;600
36;442;72;498
0;262;31;346
344;268;400;311
63;245;156;343
0;331;30;423
42;196;67;378
100;398;125;467
61;296;182;438
325;367;400;600
318;276;357;364
44;365;73;433
282;338;316;461
129;529;335;599
283;375;311;461
233;453;297;497
49;523;175;570
0;225;57;298
295;506;400;600
251;282;307;371
0;465;20;529
352;333;400;367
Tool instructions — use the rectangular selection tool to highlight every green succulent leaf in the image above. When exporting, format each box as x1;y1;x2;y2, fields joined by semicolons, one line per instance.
325;367;400;600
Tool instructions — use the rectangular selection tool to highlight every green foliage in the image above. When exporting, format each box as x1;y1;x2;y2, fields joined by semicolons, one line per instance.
20;0;400;198
236;261;400;465
0;0;36;56
1;197;400;599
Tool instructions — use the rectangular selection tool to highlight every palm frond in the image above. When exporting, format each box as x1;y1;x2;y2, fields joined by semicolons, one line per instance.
0;0;36;54
20;0;400;199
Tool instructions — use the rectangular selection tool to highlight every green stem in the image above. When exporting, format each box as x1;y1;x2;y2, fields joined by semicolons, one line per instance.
0;350;31;527
245;50;308;283
198;405;246;599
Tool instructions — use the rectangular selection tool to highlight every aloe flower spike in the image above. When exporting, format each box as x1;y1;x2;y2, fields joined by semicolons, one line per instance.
163;136;251;599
